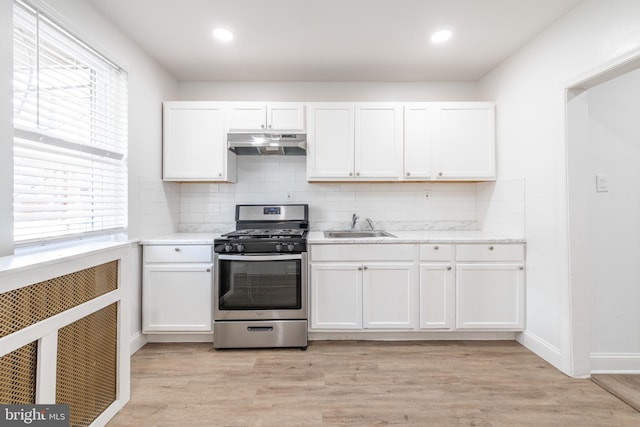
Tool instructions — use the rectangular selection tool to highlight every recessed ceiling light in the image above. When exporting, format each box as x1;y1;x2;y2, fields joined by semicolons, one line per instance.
213;28;233;42
430;29;452;44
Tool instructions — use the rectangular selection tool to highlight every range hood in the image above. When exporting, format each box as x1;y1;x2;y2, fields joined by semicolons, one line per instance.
227;133;307;156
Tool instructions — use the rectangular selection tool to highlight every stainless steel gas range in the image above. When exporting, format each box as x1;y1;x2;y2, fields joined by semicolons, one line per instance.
213;204;308;349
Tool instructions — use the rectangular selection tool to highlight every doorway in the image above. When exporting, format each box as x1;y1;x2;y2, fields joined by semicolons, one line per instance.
567;59;640;377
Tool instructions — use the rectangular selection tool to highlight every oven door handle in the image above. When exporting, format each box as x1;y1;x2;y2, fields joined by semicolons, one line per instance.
217;254;303;261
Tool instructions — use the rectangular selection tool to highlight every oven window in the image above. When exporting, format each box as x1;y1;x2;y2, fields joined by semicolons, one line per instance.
219;258;301;310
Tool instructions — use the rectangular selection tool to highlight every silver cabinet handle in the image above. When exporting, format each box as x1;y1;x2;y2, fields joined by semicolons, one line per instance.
358;266;363;271
363;266;368;270
519;266;524;270
438;172;443;177
434;246;439;250
489;246;494;250
174;247;180;252
206;268;211;272
261;124;265;128
349;172;353;176
406;172;411;177
356;172;360;176
447;266;452;271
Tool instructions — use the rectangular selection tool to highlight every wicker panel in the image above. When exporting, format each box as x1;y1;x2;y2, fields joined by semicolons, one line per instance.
0;341;38;404
0;261;118;338
57;303;118;427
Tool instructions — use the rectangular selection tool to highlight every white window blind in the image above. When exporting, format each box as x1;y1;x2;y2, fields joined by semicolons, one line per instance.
13;0;128;245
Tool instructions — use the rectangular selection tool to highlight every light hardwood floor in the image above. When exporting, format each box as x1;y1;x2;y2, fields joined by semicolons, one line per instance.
108;341;640;427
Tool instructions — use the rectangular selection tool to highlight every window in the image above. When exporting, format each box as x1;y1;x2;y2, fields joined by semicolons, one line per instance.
13;0;128;245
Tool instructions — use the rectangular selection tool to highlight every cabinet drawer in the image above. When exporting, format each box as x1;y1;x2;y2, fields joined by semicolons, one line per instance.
144;245;213;263
456;244;524;262
420;244;453;261
311;244;415;262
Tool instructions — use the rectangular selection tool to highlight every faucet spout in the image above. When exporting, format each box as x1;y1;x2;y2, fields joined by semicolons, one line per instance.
364;218;374;231
351;213;359;230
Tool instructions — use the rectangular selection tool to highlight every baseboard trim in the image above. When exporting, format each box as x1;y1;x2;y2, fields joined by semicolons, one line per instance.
145;333;214;343
517;329;563;370
308;331;517;341
591;353;640;374
129;332;146;355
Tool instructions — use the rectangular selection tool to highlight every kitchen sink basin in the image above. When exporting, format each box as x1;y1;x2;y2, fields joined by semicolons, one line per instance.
324;230;397;238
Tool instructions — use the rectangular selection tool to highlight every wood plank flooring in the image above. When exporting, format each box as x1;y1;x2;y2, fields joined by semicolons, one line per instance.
592;374;640;412
107;341;640;427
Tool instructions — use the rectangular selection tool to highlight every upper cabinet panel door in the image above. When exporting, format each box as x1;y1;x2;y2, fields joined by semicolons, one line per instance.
355;104;403;180
228;103;267;131
163;102;230;181
403;104;435;180
306;103;355;180
433;102;495;181
267;103;305;131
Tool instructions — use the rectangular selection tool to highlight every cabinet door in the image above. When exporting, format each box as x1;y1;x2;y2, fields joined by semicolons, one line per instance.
143;264;213;332
403;104;435;180
163;102;229;181
306;103;355;180
355;104;403;179
455;263;525;330
228;103;267;130
362;263;417;329
433;102;495;180
310;263;362;329
268;103;305;131
419;263;454;329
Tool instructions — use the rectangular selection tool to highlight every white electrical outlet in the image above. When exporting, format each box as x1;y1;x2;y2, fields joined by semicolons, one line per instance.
286;191;293;201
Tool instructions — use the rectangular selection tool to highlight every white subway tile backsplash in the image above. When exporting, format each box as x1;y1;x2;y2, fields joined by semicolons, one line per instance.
174;157;523;233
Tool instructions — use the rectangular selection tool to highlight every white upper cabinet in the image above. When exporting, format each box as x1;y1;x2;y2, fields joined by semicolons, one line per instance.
403;102;495;181
306;103;355;180
306;102;403;181
403;104;436;180
432;102;495;180
162;101;236;182
228;102;305;132
355;104;403;179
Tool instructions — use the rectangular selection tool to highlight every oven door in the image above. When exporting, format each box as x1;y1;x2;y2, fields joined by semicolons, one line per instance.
214;253;307;321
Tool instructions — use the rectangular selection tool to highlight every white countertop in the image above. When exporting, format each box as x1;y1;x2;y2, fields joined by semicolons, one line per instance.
140;231;524;245
140;233;221;245
308;230;525;244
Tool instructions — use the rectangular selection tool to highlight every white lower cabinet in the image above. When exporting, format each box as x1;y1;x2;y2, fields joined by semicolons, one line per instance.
310;245;417;330
419;244;455;329
363;263;416;329
143;245;213;333
455;244;525;330
310;242;525;334
310;263;363;329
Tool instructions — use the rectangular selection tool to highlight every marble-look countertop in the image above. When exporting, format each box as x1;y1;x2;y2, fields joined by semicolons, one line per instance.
308;230;525;244
140;231;524;245
139;233;221;245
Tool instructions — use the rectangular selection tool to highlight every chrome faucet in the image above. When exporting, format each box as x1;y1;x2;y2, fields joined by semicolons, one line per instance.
351;213;359;230
364;218;374;231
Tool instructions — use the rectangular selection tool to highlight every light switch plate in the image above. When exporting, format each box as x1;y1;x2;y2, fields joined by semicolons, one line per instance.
596;173;608;192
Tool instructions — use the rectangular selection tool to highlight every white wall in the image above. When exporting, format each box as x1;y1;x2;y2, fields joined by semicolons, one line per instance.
179;82;481;102
479;0;640;375
32;0;180;345
0;0;13;256
586;68;640;367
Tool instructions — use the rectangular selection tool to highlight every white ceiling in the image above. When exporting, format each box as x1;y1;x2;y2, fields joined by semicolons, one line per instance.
88;0;582;82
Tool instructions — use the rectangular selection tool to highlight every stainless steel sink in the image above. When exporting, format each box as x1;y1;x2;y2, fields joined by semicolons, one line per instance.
324;230;397;238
